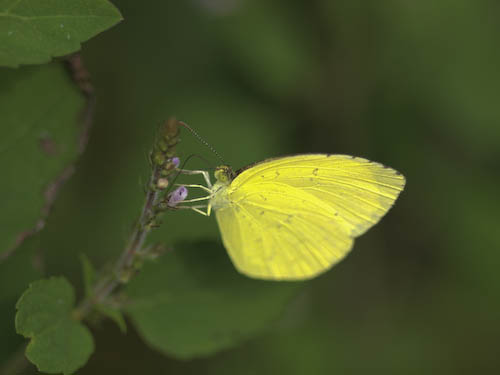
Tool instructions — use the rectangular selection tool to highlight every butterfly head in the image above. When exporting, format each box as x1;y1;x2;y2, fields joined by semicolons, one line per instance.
214;165;235;185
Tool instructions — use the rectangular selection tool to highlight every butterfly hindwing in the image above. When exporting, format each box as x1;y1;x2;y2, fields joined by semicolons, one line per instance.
215;183;353;280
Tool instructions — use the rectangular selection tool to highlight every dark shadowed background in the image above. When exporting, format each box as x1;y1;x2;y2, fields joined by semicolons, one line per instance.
2;0;500;373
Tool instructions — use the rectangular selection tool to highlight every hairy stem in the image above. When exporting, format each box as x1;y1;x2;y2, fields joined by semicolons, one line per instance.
74;118;180;319
116;167;161;271
75;166;163;319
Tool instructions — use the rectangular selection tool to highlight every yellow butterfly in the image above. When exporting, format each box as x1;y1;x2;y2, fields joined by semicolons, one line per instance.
175;154;405;281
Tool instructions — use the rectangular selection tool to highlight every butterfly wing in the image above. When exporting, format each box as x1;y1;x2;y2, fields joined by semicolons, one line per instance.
232;154;406;237
215;154;405;280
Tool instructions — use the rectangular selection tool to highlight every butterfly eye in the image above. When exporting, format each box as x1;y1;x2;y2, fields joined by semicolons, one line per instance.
214;166;233;184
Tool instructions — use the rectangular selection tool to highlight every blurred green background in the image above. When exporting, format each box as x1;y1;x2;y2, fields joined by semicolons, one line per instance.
3;0;500;373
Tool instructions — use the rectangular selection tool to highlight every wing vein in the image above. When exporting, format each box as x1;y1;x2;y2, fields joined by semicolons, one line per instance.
304;186;386;212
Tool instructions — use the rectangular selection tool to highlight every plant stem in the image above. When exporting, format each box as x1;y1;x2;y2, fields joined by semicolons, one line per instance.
117;167;161;271
74;117;180;319
75;167;162;319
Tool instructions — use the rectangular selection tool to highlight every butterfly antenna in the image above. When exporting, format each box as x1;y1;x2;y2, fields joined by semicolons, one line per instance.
178;121;227;165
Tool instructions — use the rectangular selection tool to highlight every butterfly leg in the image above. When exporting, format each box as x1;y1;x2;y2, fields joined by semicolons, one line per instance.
175;183;212;193
180;195;212;203
178;169;212;188
191;207;209;216
175;205;210;216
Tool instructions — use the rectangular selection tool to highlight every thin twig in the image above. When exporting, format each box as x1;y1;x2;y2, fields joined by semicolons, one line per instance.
1;53;96;263
116;167;162;271
75;168;162;318
74;118;180;319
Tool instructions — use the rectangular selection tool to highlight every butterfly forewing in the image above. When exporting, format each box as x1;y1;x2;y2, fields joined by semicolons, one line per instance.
231;154;405;237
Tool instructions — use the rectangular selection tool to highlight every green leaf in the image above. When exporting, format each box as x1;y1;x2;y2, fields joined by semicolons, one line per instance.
0;63;85;256
125;240;301;359
0;0;122;67
95;304;127;333
79;253;96;298
15;277;94;374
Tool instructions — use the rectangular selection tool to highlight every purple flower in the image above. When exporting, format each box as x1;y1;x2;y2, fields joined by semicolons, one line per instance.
171;157;180;168
168;186;188;207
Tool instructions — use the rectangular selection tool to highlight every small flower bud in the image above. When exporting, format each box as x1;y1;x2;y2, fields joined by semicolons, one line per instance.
152;152;166;166
167;186;188;207
157;178;169;189
157;139;168;152
166;148;177;158
162;117;180;141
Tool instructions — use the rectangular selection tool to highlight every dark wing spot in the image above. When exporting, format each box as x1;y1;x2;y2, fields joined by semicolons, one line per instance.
309;177;314;181
313;168;319;176
260;194;267;201
334;212;338;216
260;211;265;215
261;175;265;178
275;170;280;177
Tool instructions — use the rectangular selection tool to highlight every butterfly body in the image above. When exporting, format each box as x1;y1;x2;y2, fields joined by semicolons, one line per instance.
207;154;405;281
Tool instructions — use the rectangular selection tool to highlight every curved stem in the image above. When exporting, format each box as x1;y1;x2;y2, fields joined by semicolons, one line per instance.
73;116;180;319
75;167;162;319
